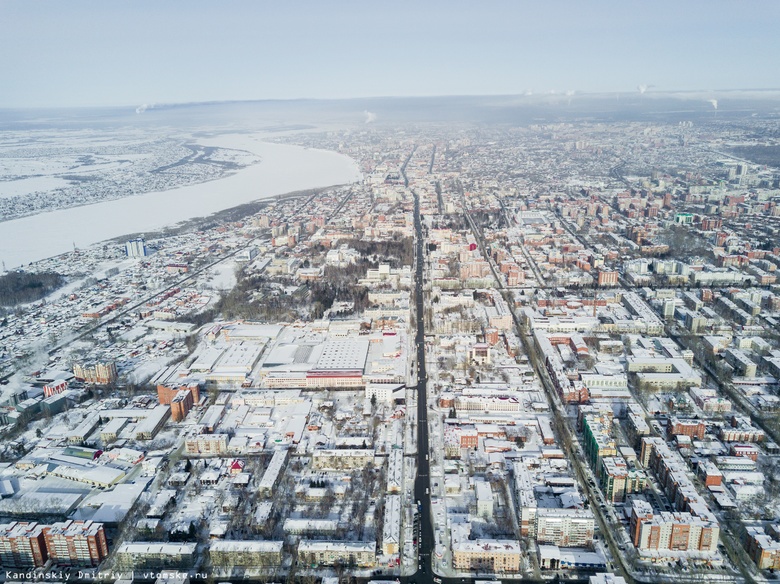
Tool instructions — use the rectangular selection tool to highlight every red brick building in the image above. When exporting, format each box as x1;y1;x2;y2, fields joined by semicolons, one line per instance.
668;417;706;440
157;381;200;422
597;270;619;287
43;520;108;567
157;382;200;407
0;522;48;568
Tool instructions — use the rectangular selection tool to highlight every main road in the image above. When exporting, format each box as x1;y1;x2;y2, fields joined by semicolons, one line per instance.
402;150;591;584
410;186;435;584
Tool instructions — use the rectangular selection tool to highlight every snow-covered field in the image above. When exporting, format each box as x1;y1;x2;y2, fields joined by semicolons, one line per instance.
205;259;239;291
0;175;71;198
0;136;361;268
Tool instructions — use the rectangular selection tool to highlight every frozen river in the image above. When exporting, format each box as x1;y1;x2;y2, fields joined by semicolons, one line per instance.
0;136;361;268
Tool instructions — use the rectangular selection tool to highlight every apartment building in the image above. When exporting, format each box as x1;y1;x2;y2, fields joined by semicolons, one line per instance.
208;540;283;567
185;433;229;456
297;540;375;567
0;522;48;568
115;542;196;570
744;526;780;570
534;509;595;547
632;509;718;554
43;520;108;567
452;539;522;573
312;449;375;470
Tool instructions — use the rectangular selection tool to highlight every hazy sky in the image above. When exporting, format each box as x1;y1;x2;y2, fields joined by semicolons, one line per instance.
1;0;778;108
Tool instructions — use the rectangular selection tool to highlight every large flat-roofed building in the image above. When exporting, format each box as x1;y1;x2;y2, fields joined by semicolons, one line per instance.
134;405;171;440
0;522;48;568
98;406;170;440
115;542;196;570
208;540;283;567
305;369;364;388
259;329;404;389
43;520;108;567
206;343;265;385
452;539;522;573
628;357;702;391
538;545;606;571
590;574;628;584
47;464;125;489
302;338;371;388
297;540;375;567
316;338;370;370
68;413;101;444
100;417;128;443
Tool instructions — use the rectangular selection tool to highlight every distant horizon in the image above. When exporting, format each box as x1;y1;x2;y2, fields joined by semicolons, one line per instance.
4;87;780;112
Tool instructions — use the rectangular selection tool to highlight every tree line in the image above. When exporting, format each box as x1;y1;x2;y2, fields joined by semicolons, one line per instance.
0;270;64;306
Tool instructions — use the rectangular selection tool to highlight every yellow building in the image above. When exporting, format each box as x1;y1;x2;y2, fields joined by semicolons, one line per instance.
452;539;522;573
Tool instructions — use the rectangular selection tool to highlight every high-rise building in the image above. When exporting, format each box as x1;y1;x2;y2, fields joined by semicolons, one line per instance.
73;361;117;385
632;511;718;553
158;382;200;422
170;389;195;422
0;522;48;568
43;520;108;567
534;509;595;547
157;382;200;406
125;237;148;258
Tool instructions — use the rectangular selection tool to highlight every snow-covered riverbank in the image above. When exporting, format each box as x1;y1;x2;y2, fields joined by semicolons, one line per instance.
0;136;361;268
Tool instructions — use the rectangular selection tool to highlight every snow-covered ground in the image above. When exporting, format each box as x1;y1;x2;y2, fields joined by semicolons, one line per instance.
0;136;362;268
0;175;71;198
205;260;239;291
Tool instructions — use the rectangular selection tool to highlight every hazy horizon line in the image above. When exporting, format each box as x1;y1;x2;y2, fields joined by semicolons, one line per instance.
4;87;780;112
